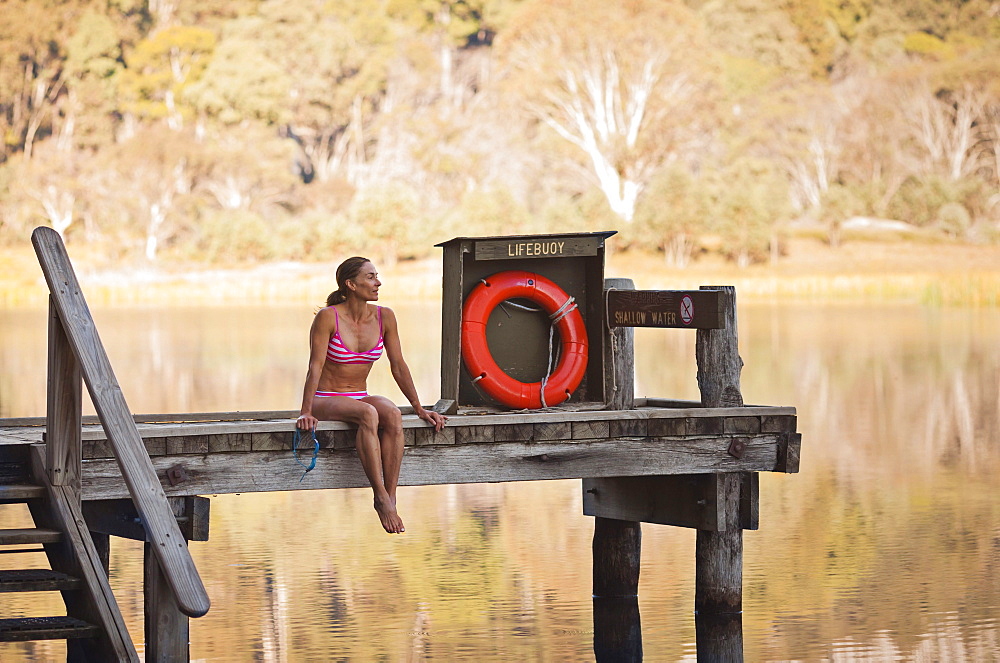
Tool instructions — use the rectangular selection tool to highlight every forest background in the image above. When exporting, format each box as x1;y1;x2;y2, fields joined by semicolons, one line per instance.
1;0;999;303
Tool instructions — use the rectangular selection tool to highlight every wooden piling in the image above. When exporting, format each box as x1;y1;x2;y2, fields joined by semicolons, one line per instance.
593;278;640;599
592;517;641;598
694;286;744;616
592;277;642;661
145;543;189;662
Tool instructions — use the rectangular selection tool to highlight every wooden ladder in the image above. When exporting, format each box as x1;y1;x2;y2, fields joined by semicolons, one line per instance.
0;443;136;660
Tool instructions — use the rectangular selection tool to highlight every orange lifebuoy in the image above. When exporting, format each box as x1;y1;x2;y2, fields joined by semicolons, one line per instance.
461;270;588;409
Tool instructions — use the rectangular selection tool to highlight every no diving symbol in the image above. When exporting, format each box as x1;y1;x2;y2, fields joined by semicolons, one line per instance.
680;295;694;325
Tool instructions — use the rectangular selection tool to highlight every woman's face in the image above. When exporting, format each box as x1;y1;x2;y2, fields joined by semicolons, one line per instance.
349;262;381;301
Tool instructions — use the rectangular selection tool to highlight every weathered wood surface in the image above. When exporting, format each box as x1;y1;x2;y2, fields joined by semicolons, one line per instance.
83;497;210;542
606;289;722;329
696;286;743;409
2;407;797;447
473;234;605;261
593;518;641;598
695;285;746;619
0;404;799;500
46;299;81;487
583;473;759;531
0;405;796;442
603;279;635;410
77;432;796;500
439;237;466;404
145;542;189;663
32;226;210;619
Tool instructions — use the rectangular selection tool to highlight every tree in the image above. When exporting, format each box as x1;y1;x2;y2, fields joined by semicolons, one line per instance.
700;0;815;76
708;159;791;266
632;164;710;267
902;79;991;181
386;0;518;106
498;0;718;224
118;26;216;129
0;0;84;160
62;10;126;150
185;36;289;125
204;0;396;183
106;126;200;259
193;125;299;215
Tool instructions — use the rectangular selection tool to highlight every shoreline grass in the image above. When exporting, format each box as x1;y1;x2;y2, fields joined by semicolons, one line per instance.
2;239;999;309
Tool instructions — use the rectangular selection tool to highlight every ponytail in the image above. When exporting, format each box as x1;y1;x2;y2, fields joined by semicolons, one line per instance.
326;288;347;307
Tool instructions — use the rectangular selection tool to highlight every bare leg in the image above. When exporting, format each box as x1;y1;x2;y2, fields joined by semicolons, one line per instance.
364;396;404;506
310;395;405;533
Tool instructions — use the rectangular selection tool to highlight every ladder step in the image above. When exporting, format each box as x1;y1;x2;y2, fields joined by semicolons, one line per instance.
0;484;45;502
0;528;61;546
0;569;82;593
0;616;100;642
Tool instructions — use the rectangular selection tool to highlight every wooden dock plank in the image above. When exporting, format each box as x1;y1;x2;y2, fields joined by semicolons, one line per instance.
79;434;788;500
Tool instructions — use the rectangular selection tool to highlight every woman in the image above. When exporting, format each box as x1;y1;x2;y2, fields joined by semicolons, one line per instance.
296;257;446;534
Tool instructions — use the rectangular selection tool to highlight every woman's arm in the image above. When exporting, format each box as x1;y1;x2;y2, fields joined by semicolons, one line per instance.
382;307;446;431
297;308;335;430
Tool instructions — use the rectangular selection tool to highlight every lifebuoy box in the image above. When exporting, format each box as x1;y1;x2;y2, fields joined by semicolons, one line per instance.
436;231;616;409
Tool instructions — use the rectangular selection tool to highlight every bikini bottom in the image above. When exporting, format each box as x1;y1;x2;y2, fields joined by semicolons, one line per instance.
315;390;368;400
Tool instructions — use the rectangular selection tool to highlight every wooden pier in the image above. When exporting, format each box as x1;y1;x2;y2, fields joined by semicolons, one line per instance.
3;401;797;502
0;228;801;661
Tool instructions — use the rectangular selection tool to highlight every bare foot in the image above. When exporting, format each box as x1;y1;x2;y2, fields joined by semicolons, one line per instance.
374;495;405;534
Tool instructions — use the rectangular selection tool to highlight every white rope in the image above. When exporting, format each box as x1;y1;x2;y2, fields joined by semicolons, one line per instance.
501;300;542;313
604;287;618;402
540;295;577;408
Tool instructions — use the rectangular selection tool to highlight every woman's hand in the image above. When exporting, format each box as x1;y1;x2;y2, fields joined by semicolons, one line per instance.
416;407;447;432
296;413;318;430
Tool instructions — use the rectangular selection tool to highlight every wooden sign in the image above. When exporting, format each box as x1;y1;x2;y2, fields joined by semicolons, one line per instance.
475;235;603;261
606;289;723;329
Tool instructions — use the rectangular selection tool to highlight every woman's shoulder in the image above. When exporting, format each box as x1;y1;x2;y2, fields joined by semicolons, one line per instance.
314;305;339;326
377;305;398;327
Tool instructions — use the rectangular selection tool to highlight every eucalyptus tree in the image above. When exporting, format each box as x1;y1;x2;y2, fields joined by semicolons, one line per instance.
496;0;719;225
105;125;201;260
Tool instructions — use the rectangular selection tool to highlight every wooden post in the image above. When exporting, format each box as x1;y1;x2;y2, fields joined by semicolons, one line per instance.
594;278;639;597
145;543;189;662
591;277;641;661
592;517;641;598
694;286;744;616
91;531;111;575
603;278;635;410
46;297;81;487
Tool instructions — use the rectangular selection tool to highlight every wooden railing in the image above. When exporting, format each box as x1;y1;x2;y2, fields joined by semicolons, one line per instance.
32;226;210;618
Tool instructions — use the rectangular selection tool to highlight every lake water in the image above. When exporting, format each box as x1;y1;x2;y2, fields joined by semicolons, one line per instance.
0;301;998;661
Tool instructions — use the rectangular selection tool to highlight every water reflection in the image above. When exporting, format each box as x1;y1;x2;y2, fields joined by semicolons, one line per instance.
695;613;742;662
1;303;998;660
593;597;642;661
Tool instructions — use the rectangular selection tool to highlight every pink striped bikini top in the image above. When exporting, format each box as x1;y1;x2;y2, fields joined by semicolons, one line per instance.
326;306;384;364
